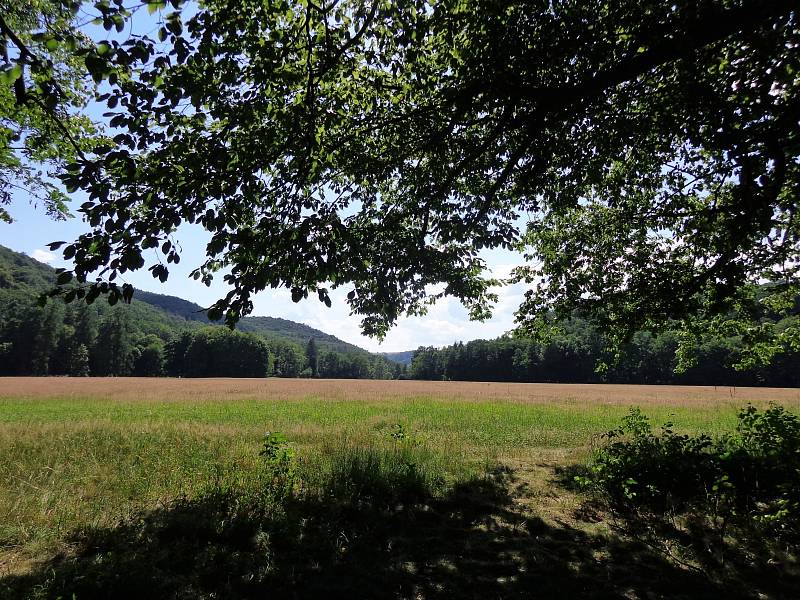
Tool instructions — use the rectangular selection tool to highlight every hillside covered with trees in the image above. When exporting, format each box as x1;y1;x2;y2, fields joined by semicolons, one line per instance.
4;244;797;386
0;245;402;379
135;289;367;355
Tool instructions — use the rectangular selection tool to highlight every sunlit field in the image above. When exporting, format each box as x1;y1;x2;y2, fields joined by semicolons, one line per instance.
2;378;799;598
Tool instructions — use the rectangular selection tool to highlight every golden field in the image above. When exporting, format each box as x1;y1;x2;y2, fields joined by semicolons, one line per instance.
3;376;798;405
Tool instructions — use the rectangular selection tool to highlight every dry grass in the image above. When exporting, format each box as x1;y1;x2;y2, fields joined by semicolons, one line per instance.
3;376;799;407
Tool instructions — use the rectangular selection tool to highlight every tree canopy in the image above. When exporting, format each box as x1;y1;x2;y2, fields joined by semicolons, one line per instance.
3;0;799;359
0;0;101;222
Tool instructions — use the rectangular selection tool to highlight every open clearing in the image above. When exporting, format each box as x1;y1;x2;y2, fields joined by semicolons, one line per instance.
4;376;800;404
2;378;799;599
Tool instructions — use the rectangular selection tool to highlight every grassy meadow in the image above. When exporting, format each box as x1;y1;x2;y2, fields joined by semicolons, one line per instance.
2;378;799;599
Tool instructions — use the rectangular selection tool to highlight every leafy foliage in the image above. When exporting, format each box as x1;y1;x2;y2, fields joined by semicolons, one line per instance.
580;405;800;546
0;0;101;221
3;0;787;349
259;431;297;499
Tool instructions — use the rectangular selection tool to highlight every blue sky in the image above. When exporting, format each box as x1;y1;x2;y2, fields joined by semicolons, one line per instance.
0;4;530;353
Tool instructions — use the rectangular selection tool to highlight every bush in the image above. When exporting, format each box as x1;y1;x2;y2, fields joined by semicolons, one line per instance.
303;425;445;508
723;404;800;538
255;428;451;510
580;404;800;544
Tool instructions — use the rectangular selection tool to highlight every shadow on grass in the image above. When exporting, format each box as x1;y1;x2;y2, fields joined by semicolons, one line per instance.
551;463;800;599
2;465;793;599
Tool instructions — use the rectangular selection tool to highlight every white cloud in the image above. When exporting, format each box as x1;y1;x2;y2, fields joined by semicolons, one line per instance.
29;249;55;264
247;259;530;353
488;263;519;280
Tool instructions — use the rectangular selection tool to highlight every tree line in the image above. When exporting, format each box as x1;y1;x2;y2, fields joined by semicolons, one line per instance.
410;317;800;387
2;242;796;385
0;243;404;379
0;289;403;379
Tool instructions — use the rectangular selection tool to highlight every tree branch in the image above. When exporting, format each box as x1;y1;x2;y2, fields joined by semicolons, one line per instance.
512;0;797;108
0;13;88;161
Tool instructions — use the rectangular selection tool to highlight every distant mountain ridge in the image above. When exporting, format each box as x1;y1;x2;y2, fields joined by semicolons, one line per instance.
380;351;415;365
0;244;396;359
135;289;369;354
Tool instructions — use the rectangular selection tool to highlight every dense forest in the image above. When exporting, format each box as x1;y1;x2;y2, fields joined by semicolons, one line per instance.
3;244;799;385
0;245;402;379
409;316;800;387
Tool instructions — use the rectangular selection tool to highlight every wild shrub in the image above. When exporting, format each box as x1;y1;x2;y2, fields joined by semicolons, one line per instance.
319;445;436;506
722;405;800;539
580;404;800;544
255;428;447;509
258;431;297;500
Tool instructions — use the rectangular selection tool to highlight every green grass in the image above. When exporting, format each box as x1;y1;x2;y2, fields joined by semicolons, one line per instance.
0;394;750;560
4;389;800;599
0;394;745;442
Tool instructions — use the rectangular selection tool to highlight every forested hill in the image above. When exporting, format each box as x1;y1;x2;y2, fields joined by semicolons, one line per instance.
236;317;363;354
0;244;402;378
0;245;53;290
380;351;415;366
134;289;370;355
0;245;192;335
2;244;374;356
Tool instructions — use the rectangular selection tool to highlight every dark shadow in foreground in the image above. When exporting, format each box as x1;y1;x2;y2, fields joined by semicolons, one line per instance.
2;467;797;599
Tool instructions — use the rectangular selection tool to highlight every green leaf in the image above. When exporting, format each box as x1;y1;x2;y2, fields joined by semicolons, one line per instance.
0;64;23;86
147;0;167;14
